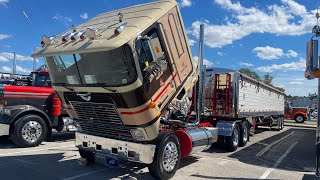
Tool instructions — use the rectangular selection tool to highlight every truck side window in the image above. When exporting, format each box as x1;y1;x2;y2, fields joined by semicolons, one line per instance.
136;28;165;79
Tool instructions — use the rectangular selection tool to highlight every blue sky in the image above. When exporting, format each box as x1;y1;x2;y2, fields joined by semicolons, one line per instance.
0;0;318;96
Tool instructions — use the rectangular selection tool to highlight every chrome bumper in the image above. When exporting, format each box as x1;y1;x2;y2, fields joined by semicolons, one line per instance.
75;132;156;164
0;123;10;136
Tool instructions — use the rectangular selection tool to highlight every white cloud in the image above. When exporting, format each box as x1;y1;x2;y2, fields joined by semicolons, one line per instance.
53;14;72;26
193;56;213;67
252;46;299;60
0;52;33;61
16;65;31;73
289;81;303;85
1;66;11;72
179;0;192;8
217;51;223;56
293;78;304;81
0;0;9;7
256;57;305;72
0;65;30;73
252;46;283;60
286;50;298;58
188;0;316;48
0;34;11;40
188;38;196;46
80;12;88;20
240;62;254;67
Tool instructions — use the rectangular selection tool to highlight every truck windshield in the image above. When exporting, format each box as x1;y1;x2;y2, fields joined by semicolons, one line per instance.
45;44;137;87
33;73;51;87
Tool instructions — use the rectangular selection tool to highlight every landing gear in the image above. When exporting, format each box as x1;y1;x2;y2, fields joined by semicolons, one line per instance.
148;132;181;180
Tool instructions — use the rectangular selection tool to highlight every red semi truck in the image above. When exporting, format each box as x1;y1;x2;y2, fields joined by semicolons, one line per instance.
284;101;307;123
0;65;69;147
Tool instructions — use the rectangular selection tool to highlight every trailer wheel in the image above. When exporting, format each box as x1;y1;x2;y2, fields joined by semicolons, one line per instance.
225;124;240;151
239;122;249;147
148;132;181;180
294;115;305;123
276;117;284;131
79;149;95;163
11;114;48;147
281;117;284;130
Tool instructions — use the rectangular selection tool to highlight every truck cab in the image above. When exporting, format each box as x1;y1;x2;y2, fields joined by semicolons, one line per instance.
0;65;68;147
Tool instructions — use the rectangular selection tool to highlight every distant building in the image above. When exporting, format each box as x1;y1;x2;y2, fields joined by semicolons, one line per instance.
287;97;317;108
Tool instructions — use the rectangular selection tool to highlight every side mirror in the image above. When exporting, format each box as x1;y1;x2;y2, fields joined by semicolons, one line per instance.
305;40;319;79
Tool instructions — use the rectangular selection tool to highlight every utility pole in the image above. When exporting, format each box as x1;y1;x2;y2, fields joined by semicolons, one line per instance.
12;52;16;79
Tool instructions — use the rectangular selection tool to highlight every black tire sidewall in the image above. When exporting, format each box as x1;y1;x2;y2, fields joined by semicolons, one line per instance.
149;132;181;180
11;115;48;147
239;122;248;147
294;115;305;123
226;124;240;151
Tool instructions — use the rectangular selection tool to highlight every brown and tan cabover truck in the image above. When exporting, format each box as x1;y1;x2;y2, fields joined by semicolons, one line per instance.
30;0;261;179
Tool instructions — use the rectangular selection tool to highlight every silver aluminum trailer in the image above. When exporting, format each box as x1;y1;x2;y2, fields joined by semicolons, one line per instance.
202;68;285;150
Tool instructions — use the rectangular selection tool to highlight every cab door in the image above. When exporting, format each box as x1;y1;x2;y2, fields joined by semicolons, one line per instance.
136;27;176;108
157;7;193;88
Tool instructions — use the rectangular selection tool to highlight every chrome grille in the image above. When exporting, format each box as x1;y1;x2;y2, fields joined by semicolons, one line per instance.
69;101;133;140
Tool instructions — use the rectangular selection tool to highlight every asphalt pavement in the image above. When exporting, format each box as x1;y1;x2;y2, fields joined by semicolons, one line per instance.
0;124;316;180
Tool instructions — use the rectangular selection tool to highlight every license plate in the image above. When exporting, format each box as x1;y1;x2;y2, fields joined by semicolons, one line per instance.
105;156;118;167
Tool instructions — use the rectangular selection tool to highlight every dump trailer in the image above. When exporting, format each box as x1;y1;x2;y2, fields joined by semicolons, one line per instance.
204;68;285;149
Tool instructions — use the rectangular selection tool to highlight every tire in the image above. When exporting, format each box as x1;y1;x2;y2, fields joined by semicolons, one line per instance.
79;149;95;163
148;132;181;180
278;117;284;131
294;115;305;123
225;124;240;152
11;114;48;147
239;122;249;147
55;117;64;132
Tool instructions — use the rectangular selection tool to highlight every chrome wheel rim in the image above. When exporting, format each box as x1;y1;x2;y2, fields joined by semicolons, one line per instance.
22;121;42;143
242;125;248;142
233;128;239;147
296;116;303;122
162;141;179;172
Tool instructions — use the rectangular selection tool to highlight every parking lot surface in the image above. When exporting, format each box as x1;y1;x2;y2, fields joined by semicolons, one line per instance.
0;124;316;180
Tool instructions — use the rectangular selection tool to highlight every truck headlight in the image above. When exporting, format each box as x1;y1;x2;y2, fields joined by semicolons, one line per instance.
130;128;147;140
73;121;82;131
3;109;11;116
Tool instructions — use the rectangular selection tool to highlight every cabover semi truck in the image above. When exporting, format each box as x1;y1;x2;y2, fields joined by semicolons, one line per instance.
31;0;285;179
0;66;69;147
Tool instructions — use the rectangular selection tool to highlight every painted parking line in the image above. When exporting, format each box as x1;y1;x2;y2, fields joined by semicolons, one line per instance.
259;142;298;179
61;168;109;180
0;145;74;156
256;130;295;157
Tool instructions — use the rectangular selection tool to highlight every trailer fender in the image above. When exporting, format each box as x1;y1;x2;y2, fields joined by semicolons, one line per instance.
216;121;240;136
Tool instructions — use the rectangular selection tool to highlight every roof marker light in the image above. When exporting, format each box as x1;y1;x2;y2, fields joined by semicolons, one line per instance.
41;36;54;46
114;22;128;35
62;32;75;43
84;28;97;40
71;31;83;41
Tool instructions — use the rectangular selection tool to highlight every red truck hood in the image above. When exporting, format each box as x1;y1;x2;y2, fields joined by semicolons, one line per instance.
2;85;54;99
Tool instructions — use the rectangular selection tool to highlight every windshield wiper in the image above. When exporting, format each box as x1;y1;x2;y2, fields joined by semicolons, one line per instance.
102;87;117;93
59;83;75;92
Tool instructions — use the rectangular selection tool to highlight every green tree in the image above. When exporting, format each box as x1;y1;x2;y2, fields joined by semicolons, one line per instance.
239;68;261;81
262;73;275;86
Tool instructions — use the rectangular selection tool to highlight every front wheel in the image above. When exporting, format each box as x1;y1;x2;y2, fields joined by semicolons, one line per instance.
294;115;305;123
148;132;181;180
11;114;48;147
